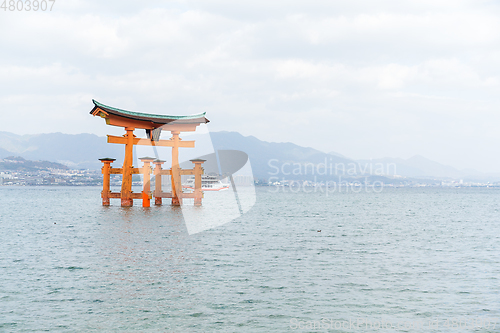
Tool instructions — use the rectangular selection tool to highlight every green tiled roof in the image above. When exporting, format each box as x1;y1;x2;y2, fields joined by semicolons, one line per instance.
92;100;207;121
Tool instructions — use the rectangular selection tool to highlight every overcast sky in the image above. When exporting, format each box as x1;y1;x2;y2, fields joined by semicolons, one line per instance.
1;0;499;172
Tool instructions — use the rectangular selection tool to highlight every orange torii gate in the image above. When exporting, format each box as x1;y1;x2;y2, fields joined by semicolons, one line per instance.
90;100;209;207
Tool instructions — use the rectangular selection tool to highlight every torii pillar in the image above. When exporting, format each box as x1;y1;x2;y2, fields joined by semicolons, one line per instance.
153;159;165;206
139;157;155;207
171;131;182;206
121;127;135;206
99;158;115;206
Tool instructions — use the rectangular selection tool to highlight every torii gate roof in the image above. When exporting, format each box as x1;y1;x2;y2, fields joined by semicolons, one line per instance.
90;99;209;130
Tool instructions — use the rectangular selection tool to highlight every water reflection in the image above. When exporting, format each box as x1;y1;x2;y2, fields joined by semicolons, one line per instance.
94;205;201;311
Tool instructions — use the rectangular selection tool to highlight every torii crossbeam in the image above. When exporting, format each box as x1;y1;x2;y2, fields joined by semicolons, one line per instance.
90;100;209;207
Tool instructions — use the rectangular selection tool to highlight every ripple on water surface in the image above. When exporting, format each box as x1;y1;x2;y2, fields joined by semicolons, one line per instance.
0;186;500;332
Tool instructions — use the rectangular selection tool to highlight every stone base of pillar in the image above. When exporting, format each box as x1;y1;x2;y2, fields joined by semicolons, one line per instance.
121;198;133;207
155;197;162;205
172;197;181;206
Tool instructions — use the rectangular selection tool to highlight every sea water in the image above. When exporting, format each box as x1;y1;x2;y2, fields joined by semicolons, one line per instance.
1;186;500;332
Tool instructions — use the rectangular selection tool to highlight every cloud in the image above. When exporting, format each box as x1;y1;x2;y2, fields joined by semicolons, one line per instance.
1;0;500;171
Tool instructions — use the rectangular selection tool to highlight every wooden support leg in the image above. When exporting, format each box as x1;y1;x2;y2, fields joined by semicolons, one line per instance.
140;157;154;208
171;166;182;206
142;191;150;207
153;160;165;205
99;158;115;206
121;127;135;207
191;159;205;206
171;131;182;206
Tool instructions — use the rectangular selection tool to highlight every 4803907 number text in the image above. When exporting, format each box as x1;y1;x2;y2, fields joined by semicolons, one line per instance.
1;0;55;11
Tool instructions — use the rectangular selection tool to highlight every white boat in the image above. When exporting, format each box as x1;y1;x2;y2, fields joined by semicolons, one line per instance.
182;175;230;191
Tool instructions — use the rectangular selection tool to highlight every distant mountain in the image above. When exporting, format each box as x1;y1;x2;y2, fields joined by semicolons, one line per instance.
328;151;350;159
210;131;355;180
405;155;464;178
0;131;357;180
0;156;68;171
0;147;11;158
0;130;494;181
356;155;490;180
0;132;122;169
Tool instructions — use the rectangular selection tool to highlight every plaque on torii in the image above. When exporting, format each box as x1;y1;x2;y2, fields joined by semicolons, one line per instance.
90;100;209;207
